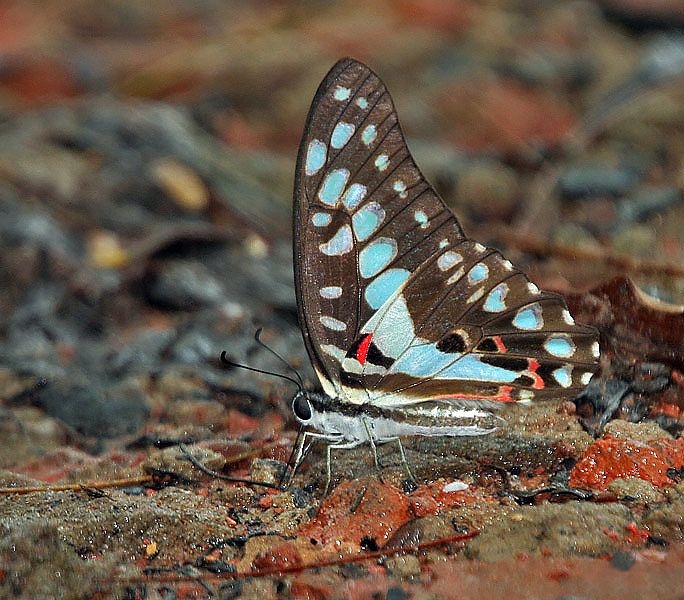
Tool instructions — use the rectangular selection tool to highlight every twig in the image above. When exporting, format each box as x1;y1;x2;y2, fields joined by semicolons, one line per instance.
0;475;153;496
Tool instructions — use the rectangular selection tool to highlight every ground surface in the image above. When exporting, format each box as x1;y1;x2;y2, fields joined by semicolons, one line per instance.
0;1;683;598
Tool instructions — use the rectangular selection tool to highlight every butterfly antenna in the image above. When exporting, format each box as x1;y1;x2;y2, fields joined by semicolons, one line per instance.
253;328;305;389
219;351;302;392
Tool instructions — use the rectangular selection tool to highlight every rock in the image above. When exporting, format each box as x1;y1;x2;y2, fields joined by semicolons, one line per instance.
145;260;225;310
250;458;286;486
616;185;682;226
455;160;519;221
34;377;149;440
558;165;640;200
611;224;658;258
384;554;422;578
465;503;635;560
607;477;665;504
603;420;673;442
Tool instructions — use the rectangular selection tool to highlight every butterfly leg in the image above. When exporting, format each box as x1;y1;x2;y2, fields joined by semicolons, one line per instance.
323;440;363;497
286;431;337;488
390;437;418;487
361;417;385;482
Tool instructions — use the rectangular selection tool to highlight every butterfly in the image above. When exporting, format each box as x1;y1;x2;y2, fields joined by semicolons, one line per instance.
286;58;600;492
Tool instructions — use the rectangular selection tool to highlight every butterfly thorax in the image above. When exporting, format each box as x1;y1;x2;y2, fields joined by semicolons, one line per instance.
291;390;502;444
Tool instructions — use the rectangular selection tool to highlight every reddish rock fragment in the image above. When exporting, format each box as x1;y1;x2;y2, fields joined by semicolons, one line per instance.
252;542;303;572
408;480;477;518
299;479;411;550
436;79;576;154
569;435;684;490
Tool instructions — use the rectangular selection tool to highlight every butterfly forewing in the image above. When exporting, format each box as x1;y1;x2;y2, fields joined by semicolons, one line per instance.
293;58;599;405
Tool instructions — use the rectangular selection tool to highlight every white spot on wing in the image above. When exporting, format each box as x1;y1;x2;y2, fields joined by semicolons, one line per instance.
320;286;342;299
437;251;463;271
320;315;347;331
319;225;353;256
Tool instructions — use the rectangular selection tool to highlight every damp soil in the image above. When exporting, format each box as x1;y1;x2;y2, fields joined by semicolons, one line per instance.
1;1;684;599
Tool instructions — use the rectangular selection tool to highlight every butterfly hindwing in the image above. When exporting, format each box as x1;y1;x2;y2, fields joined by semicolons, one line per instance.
293;58;599;405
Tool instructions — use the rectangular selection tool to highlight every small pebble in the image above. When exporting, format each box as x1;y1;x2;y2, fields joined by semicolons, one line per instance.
442;480;469;493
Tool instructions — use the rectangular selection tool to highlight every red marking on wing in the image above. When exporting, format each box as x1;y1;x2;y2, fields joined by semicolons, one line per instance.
428;385;515;403
527;358;545;390
356;334;373;366
493;336;507;353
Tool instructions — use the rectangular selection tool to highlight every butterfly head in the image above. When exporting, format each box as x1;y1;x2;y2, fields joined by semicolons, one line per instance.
292;390;314;424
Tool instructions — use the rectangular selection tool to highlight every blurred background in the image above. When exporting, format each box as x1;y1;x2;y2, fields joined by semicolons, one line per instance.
0;0;683;451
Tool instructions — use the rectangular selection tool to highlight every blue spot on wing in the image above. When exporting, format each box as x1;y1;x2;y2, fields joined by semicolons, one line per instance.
359;238;397;278
319;169;349;206
483;283;508;312
436;354;518;383
512;303;543;330
544;336;575;358
364;268;410;309
305;140;326;176
389;343;458;377
331;122;355;149
352;203;384;241
552;366;572;387
342;183;366;210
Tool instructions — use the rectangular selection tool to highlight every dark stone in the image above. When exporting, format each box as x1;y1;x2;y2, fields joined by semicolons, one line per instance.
34;377;149;439
558;166;640;200
610;550;636;571
574;378;631;435
145;261;225;310
386;587;409;600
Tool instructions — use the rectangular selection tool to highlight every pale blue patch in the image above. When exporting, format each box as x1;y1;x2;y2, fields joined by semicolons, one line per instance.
512;303;543;330
305;140;326;176
320;315;346;331
552;366;572;388
331;122;355;149
439;239;449;248
334;86;350;101
365;295;415;358
352;202;385;241
361;124;377;146
342;183;367;210
320;286;342;299
390;343;457;377
312;212;331;227
468;263;489;284
375;154;389;171
414;210;428;226
393;180;407;198
364;268;410;309
359;237;397;278
318;168;349;206
356;97;368;108
544;336;575;358
319;225;353;256
436;354;518;383
438;251;463;271
483;283;508;313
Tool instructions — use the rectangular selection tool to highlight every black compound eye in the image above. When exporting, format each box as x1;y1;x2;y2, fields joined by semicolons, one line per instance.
292;395;312;421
